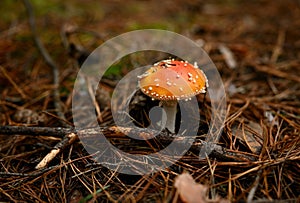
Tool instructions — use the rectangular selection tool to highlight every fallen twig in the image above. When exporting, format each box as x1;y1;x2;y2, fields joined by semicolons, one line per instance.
218;44;237;69
22;0;69;127
0;125;72;137
0;125;257;165
35;132;78;169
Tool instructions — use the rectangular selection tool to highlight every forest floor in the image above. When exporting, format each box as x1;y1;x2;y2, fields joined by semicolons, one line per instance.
0;0;299;202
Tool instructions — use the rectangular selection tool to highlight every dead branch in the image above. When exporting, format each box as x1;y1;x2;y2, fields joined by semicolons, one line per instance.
35;133;78;169
22;0;69;127
0;125;256;164
0;125;72;137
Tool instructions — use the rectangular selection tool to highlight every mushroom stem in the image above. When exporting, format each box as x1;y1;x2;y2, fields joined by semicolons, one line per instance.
160;101;177;133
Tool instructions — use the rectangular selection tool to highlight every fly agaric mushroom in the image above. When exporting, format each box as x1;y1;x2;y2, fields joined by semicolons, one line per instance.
138;59;208;133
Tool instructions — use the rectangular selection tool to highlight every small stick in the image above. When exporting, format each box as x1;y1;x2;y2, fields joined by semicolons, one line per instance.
0;125;256;163
218;44;237;69
35;133;78;169
0;125;73;137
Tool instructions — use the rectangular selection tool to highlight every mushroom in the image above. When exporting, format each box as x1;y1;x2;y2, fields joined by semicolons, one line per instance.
138;59;208;133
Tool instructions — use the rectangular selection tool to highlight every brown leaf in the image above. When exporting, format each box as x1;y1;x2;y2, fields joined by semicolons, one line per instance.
232;119;263;154
174;173;208;203
174;173;230;203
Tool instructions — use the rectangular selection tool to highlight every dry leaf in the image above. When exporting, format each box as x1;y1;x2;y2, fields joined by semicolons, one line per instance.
174;173;230;203
174;173;208;203
232;119;263;154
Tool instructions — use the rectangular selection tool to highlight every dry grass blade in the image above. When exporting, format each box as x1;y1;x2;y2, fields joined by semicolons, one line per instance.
0;65;27;99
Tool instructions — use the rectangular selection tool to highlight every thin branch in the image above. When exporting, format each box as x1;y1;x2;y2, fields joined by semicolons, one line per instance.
0;125;256;162
22;0;69;127
0;125;73;137
35;133;78;169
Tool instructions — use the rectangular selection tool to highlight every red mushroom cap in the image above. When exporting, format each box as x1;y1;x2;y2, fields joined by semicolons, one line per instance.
138;59;208;101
